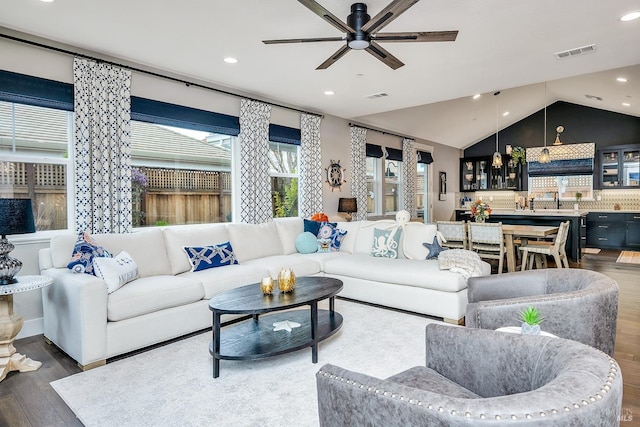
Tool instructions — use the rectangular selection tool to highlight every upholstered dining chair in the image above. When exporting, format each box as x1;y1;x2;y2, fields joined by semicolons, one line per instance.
316;323;622;426
466;269;619;356
436;220;467;250
468;222;506;274
519;220;570;270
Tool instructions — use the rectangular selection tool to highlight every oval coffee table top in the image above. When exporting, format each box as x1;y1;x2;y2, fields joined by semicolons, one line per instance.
209;276;343;315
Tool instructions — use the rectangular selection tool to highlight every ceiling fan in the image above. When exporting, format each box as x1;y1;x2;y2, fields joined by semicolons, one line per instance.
262;0;458;70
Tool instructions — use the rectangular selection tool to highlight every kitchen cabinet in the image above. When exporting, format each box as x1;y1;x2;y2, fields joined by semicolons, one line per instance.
597;144;640;189
460;156;522;192
586;212;640;249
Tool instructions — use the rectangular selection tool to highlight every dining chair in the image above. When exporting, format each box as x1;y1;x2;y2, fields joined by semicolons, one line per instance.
468;222;506;274
519;220;570;270
435;220;467;250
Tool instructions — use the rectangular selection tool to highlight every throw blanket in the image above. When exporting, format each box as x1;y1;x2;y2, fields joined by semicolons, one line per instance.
438;249;485;281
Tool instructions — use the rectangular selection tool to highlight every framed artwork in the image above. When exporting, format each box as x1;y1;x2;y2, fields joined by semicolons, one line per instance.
439;171;447;201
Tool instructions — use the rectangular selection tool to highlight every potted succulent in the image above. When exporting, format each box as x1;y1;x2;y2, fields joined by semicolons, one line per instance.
574;192;583;211
519;306;544;335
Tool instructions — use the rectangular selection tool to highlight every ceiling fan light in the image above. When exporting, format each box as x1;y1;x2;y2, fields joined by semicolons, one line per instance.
348;39;370;50
492;151;502;168
539;148;551;163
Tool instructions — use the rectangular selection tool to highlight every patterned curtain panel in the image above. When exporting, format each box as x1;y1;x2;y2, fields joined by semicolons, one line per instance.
239;99;272;224
349;126;368;221
299;113;323;217
402;138;417;218
73;58;132;234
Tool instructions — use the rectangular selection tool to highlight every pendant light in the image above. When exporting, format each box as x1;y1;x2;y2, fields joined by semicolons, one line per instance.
492;91;503;168
539;82;551;163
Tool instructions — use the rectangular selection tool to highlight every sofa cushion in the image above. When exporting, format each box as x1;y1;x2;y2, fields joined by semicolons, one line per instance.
371;227;402;259
227;222;283;262
91;229;172;278
324;253;470;292
275;217;303;255
93;250;138;293
387;366;481;399
353;220;395;255
107;275;204;322
183;242;238;272
163;224;230;275
243;254;322;278
179;264;269;299
66;232;112;275
296;232;319;254
333;221;360;254
401;222;438;260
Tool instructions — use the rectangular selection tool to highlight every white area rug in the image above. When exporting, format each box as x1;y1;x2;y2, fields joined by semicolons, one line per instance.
51;299;447;427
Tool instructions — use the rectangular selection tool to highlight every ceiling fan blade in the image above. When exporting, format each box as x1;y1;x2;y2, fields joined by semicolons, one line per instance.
373;31;458;42
316;44;351;70
361;0;421;35
297;0;355;34
263;37;344;45
365;41;405;70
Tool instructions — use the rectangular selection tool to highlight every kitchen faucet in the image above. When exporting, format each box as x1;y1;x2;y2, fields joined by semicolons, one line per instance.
554;192;561;209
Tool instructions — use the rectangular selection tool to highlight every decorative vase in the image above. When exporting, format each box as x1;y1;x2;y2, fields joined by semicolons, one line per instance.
277;268;296;293
260;277;274;295
476;216;485;223
521;323;541;335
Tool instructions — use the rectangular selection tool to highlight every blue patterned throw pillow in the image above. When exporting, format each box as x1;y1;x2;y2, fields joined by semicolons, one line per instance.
183;242;238;272
303;219;336;236
317;222;347;251
370;227;402;259
67;232;112;275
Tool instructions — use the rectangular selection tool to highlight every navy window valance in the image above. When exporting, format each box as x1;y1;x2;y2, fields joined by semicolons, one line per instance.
0;70;74;111
386;147;403;161
366;143;384;158
269;123;301;146
131;96;240;136
528;158;594;177
417;150;434;164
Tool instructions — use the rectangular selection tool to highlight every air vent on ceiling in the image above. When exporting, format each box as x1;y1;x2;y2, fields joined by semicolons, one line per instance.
366;92;389;99
585;94;603;101
554;44;596;59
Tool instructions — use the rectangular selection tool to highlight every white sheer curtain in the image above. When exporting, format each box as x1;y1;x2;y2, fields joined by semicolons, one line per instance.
238;99;272;223
73;58;132;233
299;113;323;217
402;138;417;218
349;126;368;221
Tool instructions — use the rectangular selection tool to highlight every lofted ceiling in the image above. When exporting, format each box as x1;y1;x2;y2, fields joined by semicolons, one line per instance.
1;0;639;149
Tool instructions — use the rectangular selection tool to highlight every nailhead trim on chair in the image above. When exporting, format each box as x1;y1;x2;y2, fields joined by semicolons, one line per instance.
317;359;619;421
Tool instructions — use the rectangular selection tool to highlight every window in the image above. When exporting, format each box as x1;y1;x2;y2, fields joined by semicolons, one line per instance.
130;97;239;227
366;157;379;214
384;147;403;215
0;101;72;231
269;141;299;218
416;163;427;220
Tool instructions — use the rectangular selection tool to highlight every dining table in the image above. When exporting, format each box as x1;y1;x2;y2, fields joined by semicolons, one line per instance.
501;224;560;272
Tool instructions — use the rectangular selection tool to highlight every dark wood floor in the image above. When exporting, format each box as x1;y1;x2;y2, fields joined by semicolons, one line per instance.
2;250;639;427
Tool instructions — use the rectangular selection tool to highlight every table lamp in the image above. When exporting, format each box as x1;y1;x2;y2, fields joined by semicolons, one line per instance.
338;197;357;222
0;199;36;285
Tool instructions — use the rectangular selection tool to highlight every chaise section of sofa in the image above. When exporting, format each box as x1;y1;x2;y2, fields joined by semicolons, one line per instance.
39;217;490;368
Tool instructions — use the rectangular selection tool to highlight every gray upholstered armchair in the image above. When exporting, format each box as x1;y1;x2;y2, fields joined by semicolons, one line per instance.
465;269;619;356
316;324;622;426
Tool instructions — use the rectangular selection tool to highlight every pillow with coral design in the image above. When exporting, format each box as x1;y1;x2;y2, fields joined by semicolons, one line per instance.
67;232;112;275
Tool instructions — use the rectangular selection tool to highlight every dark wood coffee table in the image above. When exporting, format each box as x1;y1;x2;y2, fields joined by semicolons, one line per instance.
208;276;343;378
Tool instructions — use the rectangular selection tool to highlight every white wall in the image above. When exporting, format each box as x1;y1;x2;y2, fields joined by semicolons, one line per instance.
2;35;460;336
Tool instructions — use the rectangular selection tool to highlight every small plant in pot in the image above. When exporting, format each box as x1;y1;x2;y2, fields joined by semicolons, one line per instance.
519;306;544;335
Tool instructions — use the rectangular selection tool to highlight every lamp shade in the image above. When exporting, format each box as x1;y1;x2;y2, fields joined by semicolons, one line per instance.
0;199;36;236
338;198;357;213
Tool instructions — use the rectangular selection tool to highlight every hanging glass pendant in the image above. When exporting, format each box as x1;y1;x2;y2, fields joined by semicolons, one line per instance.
492;151;503;168
539;147;551;163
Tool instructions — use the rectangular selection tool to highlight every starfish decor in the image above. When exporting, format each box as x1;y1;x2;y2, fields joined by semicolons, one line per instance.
272;321;301;332
423;236;446;260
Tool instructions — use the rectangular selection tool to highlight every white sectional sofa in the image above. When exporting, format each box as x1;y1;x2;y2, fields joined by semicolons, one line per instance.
39;218;490;369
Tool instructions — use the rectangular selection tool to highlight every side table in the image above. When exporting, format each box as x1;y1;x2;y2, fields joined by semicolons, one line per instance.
0;275;53;382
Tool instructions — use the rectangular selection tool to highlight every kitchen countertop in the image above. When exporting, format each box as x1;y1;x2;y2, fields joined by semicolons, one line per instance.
455;208;640;215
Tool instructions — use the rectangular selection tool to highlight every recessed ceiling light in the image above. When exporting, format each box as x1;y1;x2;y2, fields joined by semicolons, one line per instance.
324;90;335;96
223;57;238;64
502;111;509;117
472;94;481;100
622;102;631;107
620;11;640;21
617;77;628;83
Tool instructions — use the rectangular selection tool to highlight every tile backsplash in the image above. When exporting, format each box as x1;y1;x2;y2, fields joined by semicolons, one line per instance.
457;189;640;211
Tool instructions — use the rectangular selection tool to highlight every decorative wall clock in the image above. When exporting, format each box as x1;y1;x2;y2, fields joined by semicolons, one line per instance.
325;160;346;191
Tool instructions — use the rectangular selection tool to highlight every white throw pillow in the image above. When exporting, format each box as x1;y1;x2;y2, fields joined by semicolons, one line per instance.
93;251;139;293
